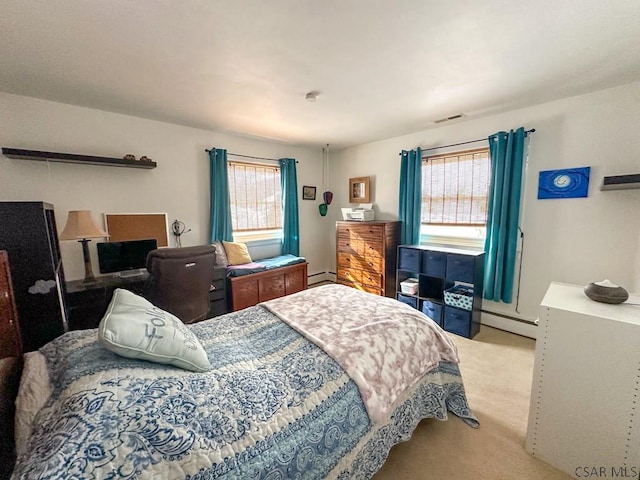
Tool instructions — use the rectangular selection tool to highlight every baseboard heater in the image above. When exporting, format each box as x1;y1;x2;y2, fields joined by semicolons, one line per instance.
308;271;331;285
481;310;538;339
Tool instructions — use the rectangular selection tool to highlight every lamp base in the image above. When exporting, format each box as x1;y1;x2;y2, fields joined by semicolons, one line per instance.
79;238;95;281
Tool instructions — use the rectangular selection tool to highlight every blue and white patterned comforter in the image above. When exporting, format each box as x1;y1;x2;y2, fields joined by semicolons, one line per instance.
13;304;477;479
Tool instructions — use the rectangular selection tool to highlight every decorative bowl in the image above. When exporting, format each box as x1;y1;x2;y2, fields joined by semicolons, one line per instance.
584;280;629;304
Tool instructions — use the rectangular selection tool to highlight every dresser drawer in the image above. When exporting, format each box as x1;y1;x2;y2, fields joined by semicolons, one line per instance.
360;270;383;288
338;253;370;272
339;224;383;241
338;237;366;255
421;300;443;326
337;237;355;253
363;254;382;272
209;288;225;302
422;250;446;277
337;252;355;268
337;267;361;284
444;306;472;338
358;284;383;296
364;240;383;256
446;254;475;283
397;294;418;308
398;247;421;272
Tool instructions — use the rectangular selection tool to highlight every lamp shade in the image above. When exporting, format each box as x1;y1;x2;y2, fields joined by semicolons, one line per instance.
60;210;108;240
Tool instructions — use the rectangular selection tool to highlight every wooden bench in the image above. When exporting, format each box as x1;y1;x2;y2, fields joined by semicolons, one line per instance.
228;261;308;311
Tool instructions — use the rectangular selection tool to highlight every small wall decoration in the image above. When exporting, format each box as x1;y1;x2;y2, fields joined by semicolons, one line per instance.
302;185;316;200
349;176;370;203
538;167;591;199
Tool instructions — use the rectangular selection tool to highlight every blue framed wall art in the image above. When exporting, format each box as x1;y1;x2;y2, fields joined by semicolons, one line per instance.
538;167;591;199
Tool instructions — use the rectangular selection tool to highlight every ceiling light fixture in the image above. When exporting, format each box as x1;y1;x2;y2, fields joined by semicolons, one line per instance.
305;91;319;102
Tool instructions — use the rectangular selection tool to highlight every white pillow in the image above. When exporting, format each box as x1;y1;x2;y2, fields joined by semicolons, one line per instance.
98;289;212;372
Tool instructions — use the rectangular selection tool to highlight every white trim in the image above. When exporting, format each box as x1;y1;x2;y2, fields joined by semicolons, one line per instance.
308;271;332;286
481;311;537;339
233;230;283;244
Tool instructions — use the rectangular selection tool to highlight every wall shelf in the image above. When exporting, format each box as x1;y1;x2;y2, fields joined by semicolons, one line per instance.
601;173;640;190
1;148;157;169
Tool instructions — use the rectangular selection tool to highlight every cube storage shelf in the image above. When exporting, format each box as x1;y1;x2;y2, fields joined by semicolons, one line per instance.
396;245;485;339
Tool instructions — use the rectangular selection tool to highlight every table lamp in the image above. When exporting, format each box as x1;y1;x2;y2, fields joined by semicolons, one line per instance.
60;210;108;282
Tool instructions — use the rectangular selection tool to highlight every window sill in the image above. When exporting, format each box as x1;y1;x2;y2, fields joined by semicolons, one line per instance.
420;235;485;251
233;231;282;248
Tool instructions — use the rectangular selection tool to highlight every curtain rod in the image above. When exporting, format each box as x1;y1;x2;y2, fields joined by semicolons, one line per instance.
204;149;298;163
204;149;278;162
398;128;536;156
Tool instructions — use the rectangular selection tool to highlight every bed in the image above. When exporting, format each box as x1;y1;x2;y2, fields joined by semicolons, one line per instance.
8;284;478;479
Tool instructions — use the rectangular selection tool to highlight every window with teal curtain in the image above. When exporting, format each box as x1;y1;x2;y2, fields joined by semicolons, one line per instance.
208;148;233;242
279;158;299;255
399;148;422;245
483;127;526;303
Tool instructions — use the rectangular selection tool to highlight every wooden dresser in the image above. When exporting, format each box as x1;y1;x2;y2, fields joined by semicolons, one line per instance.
336;221;401;297
0;251;22;357
0;250;23;479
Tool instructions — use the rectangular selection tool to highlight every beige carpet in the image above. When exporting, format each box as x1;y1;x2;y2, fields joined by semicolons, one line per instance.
373;326;572;480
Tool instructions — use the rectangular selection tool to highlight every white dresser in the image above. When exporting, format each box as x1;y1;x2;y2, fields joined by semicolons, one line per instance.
526;282;640;478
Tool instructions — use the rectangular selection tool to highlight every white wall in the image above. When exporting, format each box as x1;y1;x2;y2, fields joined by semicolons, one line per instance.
328;82;640;324
0;93;331;281
2;84;638;320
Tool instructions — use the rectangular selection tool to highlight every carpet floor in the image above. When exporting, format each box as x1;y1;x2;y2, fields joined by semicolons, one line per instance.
373;326;572;480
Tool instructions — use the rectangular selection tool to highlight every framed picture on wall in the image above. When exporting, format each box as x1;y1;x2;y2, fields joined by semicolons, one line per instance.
349;176;370;203
302;185;316;200
538;167;591;199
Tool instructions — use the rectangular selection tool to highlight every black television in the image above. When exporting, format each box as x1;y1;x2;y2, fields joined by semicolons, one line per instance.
97;239;158;275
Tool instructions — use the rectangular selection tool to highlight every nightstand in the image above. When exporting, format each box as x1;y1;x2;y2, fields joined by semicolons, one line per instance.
208;267;228;318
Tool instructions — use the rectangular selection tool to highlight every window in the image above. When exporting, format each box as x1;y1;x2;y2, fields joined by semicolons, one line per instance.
228;161;282;241
420;148;490;248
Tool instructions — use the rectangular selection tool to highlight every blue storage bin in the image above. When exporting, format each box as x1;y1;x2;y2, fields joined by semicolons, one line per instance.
421;300;443;326
444;306;472;338
398;247;420;272
422;250;446;277
446;254;475;283
397;294;418;309
443;284;474;311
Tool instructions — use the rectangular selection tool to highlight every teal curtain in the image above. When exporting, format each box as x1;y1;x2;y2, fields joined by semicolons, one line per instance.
208;148;233;242
398;148;422;245
484;128;526;303
279;158;300;256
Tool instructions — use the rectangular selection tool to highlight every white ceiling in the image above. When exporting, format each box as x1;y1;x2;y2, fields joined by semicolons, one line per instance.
1;1;640;149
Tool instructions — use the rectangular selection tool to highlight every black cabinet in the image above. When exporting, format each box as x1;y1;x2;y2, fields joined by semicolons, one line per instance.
208;267;227;318
397;245;484;339
66;266;228;330
0;202;68;351
66;273;149;330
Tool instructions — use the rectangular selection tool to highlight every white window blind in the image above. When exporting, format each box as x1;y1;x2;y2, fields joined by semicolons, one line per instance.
421;148;491;226
228;161;282;232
